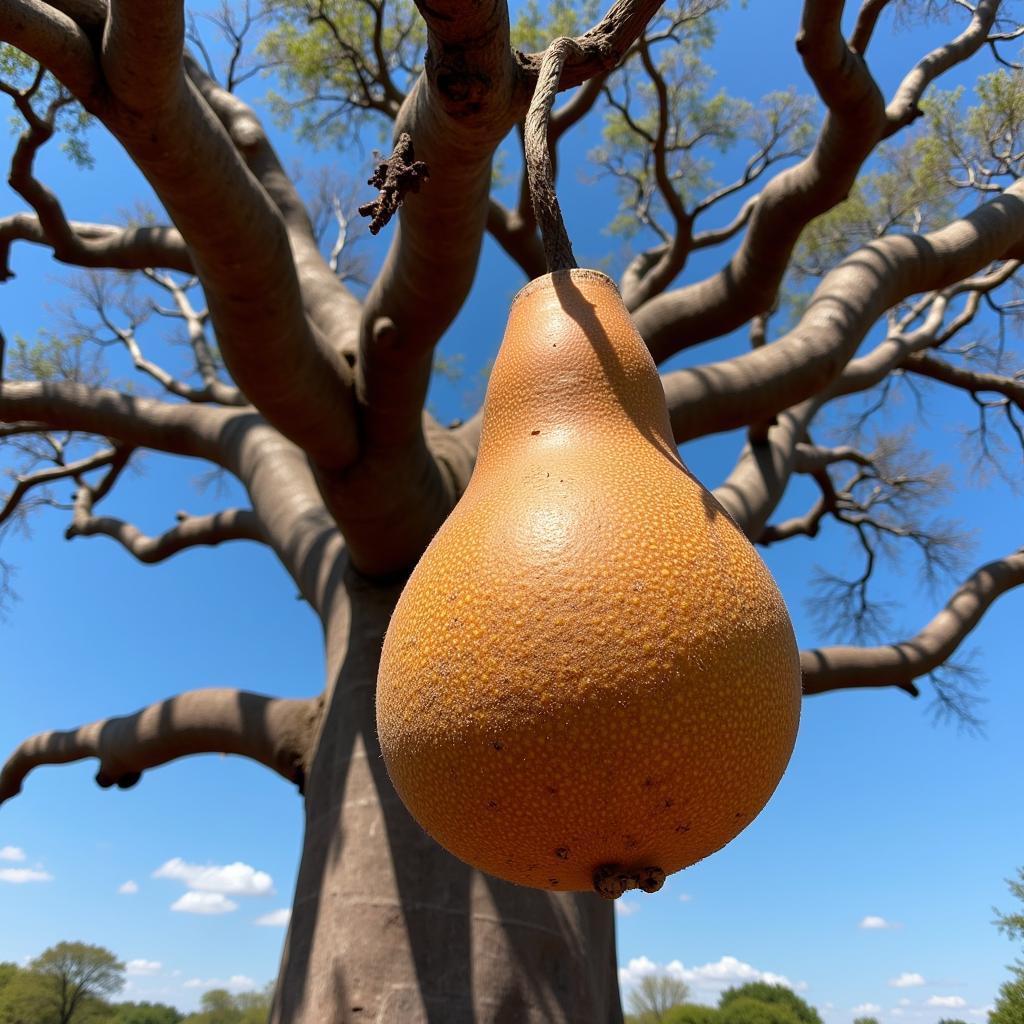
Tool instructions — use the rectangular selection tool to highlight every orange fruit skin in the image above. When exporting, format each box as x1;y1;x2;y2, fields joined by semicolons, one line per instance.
376;269;801;893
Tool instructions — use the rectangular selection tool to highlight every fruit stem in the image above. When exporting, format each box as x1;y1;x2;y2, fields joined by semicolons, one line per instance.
524;37;583;274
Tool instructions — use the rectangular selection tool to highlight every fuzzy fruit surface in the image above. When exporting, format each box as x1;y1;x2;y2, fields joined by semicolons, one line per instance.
376;269;801;892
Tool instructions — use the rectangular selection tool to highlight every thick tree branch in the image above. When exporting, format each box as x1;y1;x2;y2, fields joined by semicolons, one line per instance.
513;0;667;95
802;548;1024;694
0;689;324;803
901;351;1024;409
101;0;184;109
885;0;999;136
0;0;101;100
848;0;890;54
758;477;834;545
215;417;348;617
66;505;265;563
661;179;1024;442
630;0;1001;363
712;402;816;539
0;214;191;279
486;198;547;279
631;0;887;360
50;18;361;471
183;57;364;359
0;380;237;463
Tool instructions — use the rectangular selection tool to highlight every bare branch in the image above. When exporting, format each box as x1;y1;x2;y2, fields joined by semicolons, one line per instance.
486;199;547;279
802;548;1024;694
849;0;891;54
661;179;1024;442
66;506;265;563
183;56;364;360
885;0;999;136
514;0;670;96
0;214;192;279
1;380;236;463
792;441;875;473
632;0;888;360
901;351;1024;409
0;689;324;803
1;445;119;529
101;0;184;109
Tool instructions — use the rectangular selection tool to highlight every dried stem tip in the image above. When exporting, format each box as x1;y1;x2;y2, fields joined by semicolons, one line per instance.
593;864;665;899
358;133;430;235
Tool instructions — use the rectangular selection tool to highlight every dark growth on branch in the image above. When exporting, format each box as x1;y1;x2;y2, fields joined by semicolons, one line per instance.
357;133;430;235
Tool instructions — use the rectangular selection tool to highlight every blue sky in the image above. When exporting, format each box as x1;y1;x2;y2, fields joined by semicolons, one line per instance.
1;0;1022;1018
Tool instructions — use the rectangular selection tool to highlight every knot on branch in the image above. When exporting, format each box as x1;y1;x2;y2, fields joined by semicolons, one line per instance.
357;133;429;235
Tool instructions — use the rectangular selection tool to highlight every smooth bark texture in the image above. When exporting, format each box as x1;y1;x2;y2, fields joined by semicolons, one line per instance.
0;689;322;802
274;573;622;1024
802;550;1024;695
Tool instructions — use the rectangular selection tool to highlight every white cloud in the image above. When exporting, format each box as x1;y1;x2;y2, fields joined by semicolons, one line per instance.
898;998;913;1006
126;960;162;976
890;973;926;988
185;975;256;991
254;909;291;927
679;894;694;903
927;996;967;1009
618;956;804;994
967;1007;994;1019
0;846;26;862
171;891;238;915
615;900;640;917
0;867;52;884
118;880;139;895
859;916;896;930
154;858;273;896
852;1004;882;1015
618;956;659;986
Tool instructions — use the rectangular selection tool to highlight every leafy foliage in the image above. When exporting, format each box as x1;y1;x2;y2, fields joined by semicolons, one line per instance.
259;0;422;145
592;7;813;243
107;1003;184;1024
180;986;271;1024
0;48;94;168
718;984;821;1024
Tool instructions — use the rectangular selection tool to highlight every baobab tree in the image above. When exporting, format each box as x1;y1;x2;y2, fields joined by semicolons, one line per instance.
1;0;1023;1020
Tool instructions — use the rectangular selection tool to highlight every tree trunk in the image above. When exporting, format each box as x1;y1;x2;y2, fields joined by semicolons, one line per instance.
272;569;624;1023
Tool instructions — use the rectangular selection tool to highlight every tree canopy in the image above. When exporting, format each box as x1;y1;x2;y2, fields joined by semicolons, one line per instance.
2;0;1023;1019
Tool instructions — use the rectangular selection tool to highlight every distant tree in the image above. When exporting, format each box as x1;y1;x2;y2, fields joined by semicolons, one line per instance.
28;943;124;1024
0;964;50;1024
664;1003;722;1024
991;868;1024;1024
990;976;1024;1024
180;986;270;1024
996;868;1024;943
628;974;691;1022
719;984;822;1024
108;1002;184;1024
853;1017;881;1024
718;997;802;1024
937;1018;970;1024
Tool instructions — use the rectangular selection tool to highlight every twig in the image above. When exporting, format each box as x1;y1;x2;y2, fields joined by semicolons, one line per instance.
524;37;585;273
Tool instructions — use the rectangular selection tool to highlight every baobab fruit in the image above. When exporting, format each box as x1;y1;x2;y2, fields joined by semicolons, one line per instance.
376;269;801;894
